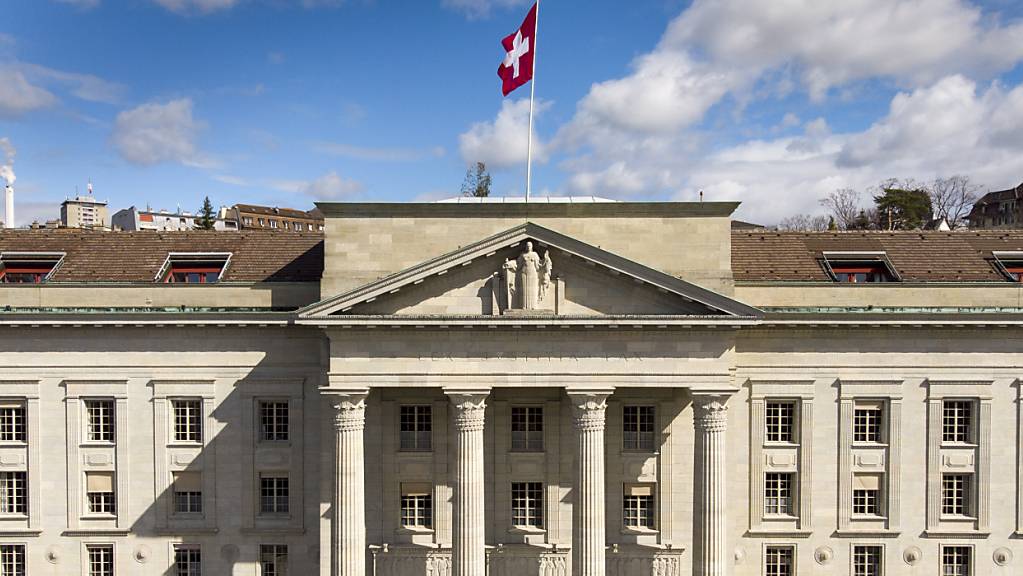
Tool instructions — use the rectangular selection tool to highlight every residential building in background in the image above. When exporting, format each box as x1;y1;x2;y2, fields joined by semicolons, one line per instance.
231;203;324;232
2;200;1023;575
967;182;1023;229
112;206;239;232
60;190;109;229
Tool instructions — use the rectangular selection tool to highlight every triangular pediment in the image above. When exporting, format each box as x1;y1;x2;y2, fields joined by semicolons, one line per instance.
298;223;761;322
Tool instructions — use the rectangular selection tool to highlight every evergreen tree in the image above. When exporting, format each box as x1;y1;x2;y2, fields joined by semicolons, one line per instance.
196;196;216;230
873;184;932;230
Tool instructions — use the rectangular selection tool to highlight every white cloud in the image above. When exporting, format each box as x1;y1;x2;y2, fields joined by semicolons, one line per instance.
459;98;550;169
312;142;446;162
664;0;1023;100
301;171;363;200
20;63;125;104
0;68;57;117
442;0;529;19
153;0;238;14
111;98;206;166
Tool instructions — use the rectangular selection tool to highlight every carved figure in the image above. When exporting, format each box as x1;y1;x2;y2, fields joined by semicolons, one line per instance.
500;241;554;312
517;241;542;310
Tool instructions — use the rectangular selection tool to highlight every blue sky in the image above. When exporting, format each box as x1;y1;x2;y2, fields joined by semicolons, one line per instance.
3;0;1023;226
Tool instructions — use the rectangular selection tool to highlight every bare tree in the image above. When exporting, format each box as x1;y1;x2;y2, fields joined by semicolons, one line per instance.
777;213;830;231
819;188;862;229
929;175;980;229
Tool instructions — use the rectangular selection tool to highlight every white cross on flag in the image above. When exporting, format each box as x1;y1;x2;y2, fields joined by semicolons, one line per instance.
498;2;537;96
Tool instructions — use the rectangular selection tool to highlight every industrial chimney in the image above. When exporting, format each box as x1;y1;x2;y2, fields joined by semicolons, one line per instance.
3;183;12;229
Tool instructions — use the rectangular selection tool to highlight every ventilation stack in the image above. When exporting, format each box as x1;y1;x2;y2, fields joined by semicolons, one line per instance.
3;183;12;229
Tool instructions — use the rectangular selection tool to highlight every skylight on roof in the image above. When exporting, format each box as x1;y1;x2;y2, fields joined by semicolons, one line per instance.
0;252;65;284
991;251;1023;282
157;252;232;284
821;251;899;283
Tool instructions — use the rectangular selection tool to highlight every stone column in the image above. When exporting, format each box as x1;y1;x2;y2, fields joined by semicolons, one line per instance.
330;389;369;576
447;390;490;576
693;393;731;576
568;391;611;576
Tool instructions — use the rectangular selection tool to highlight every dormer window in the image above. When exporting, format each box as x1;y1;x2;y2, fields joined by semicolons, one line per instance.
821;252;898;283
158;253;230;284
992;252;1023;282
0;252;64;284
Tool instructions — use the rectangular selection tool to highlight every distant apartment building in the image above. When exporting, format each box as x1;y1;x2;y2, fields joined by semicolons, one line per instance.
967;183;1023;229
60;194;109;229
231;204;324;232
112;206;239;231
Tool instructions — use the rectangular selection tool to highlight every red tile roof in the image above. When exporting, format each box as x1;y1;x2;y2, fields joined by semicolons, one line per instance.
0;229;323;283
732;230;1023;282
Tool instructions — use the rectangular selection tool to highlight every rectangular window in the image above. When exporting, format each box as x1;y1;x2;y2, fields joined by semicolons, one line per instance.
942;546;971;576
765;401;795;443
87;544;114;576
942;400;972;443
400;483;432;528
941;474;971;517
623;406;655;451
259;544;287;576
260;400;289;442
172;399;203;443
852;474;882;516
0;545;25;576
174;545;201;576
853;545;883;576
173;472;202;514
399;405;432;452
764;472;793;516
853;401;883;443
511;406;543;452
0;472;25;515
86;472;116;516
260;475;289;515
85;399;114;443
511;482;544;528
0;253;61;283
0;403;25;443
764;546;793;576
623;484;655;529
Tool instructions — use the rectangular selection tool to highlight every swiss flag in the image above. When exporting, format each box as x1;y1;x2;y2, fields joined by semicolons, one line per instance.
498;3;537;96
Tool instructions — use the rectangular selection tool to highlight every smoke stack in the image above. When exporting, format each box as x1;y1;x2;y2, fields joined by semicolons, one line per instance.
4;184;12;229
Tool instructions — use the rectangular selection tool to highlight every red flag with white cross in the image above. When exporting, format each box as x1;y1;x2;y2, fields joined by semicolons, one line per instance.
498;2;537;96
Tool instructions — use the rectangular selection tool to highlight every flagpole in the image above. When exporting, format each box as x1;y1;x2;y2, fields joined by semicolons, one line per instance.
526;0;539;202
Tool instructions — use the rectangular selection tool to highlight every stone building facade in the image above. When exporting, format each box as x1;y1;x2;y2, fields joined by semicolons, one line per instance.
1;201;1023;576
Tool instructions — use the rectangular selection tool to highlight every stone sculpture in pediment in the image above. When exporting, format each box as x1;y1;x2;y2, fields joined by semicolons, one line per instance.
500;241;555;314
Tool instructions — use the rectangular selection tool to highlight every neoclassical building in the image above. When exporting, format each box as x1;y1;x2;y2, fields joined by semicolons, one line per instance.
1;199;1023;576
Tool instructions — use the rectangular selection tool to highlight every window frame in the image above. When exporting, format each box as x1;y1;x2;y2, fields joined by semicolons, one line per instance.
259;474;290;516
851;544;884;576
622;483;656;530
941;399;974;444
84;398;115;444
765;401;796;444
398;405;432;452
940;545;972;576
764;545;795;576
173;544;202;576
622;405;656;452
941;473;973;518
400;484;433;530
853;401;885;444
510;406;544;452
156;252;231;284
0;472;26;516
821;251;899;283
764;472;794;517
0;251;64;284
87;543;115;576
171;399;203;444
259;399;290;443
85;471;116;517
0;544;25;576
259;544;288;576
510;481;544;530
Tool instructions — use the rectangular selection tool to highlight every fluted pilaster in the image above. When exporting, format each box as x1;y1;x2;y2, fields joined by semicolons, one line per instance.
568;390;611;576
693;393;730;576
330;389;369;576
447;390;489;576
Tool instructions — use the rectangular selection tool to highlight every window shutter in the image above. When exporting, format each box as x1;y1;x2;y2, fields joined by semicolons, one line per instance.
853;474;881;491
0;401;23;410
86;472;114;492
174;472;202;492
402;483;432;496
856;400;884;410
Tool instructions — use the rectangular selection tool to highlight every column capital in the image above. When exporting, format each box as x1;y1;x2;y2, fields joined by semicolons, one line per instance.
324;388;369;433
445;389;490;432
567;390;612;431
691;392;733;433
